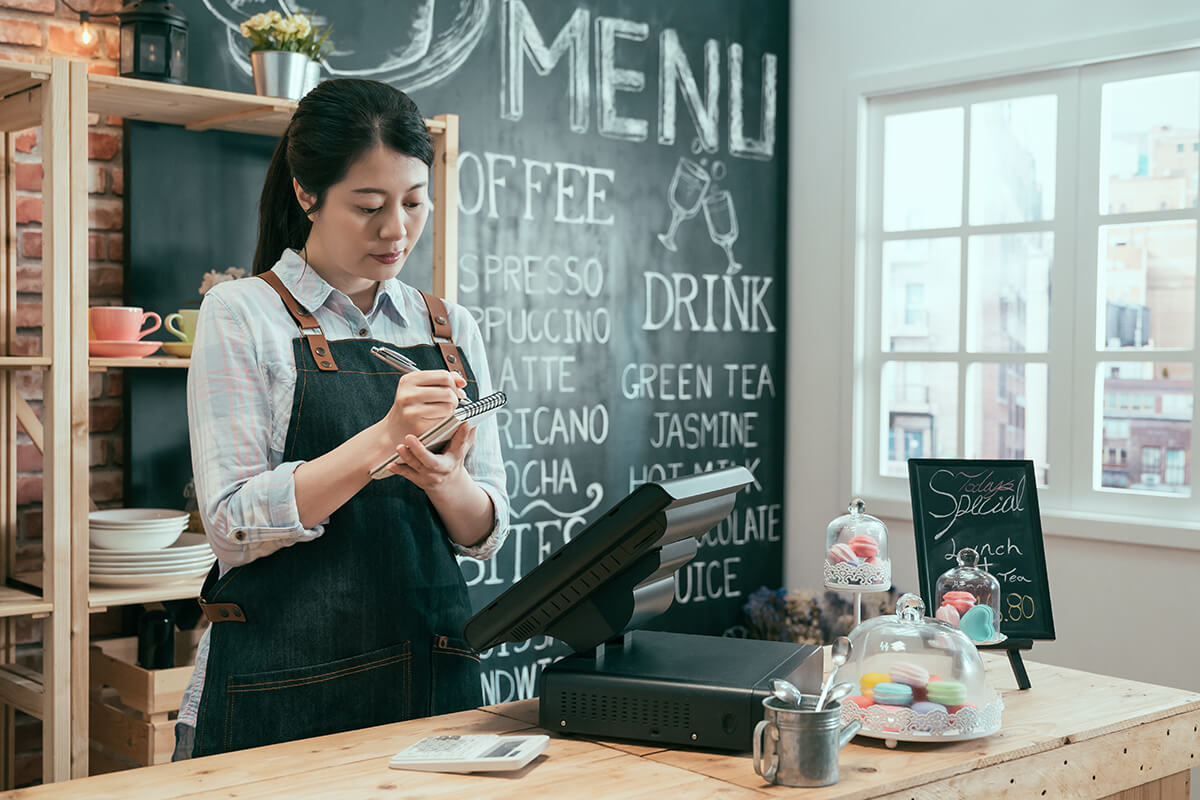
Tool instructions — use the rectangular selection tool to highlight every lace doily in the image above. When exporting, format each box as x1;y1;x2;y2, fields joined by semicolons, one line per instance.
824;559;891;590
840;693;1003;740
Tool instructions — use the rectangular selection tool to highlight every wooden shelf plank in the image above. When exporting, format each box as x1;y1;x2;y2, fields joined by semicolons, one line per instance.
0;59;48;100
0;664;43;718
0;584;52;617
16;571;203;612
0;356;50;368
88;357;189;370
86;72;448;137
86;577;205;612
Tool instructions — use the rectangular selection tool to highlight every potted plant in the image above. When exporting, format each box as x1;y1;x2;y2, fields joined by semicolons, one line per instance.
240;10;332;101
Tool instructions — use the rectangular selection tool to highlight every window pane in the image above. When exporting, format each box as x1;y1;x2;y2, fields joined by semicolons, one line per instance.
884;108;964;231
965;363;1049;485
969;95;1057;225
880;362;958;477
967;233;1052;352
882;238;960;351
1097;361;1193;495
1097;222;1195;349
1100;72;1200;215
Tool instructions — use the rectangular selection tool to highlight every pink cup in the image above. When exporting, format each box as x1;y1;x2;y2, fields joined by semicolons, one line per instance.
89;307;161;341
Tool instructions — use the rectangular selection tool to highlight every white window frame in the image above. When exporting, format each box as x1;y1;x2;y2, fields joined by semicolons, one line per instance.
844;24;1200;549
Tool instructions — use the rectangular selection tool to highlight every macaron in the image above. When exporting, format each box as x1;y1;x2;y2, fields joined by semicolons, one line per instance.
935;603;961;627
910;700;948;731
910;700;946;715
960;604;997;642
827;543;858;564
859;672;890;693
871;681;913;706
888;661;930;688
848;535;879;558
847;695;874;708
925;679;967;706
941;592;976;616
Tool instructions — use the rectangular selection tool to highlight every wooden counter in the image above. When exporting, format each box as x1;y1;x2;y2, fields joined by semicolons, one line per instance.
3;655;1196;799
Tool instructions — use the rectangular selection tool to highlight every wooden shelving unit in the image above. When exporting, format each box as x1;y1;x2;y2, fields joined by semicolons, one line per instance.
0;58;461;785
0;58;72;785
66;60;458;780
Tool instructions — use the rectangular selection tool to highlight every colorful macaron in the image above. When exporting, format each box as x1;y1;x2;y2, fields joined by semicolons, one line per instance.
909;700;948;731
925;679;967;707
910;700;946;715
827;543;858;564
870;681;913;706
859;672;890;693
940;591;977;616
888;661;930;688
935;604;961;627
847;535;879;559
847;695;874;708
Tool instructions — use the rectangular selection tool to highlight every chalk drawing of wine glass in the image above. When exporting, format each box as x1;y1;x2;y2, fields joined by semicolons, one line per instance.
703;190;742;275
657;157;712;252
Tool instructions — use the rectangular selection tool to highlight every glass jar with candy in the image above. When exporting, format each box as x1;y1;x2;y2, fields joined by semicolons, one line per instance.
933;547;1005;645
823;497;891;593
838;593;1004;747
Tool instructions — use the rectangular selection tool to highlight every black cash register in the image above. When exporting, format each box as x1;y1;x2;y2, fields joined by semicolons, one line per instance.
464;467;821;750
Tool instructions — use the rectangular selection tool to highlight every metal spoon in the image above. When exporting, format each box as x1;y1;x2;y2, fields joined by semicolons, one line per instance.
821;681;857;709
770;678;805;708
815;636;852;711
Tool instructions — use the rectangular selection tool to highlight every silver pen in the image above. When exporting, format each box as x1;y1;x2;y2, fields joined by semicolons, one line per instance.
371;345;421;374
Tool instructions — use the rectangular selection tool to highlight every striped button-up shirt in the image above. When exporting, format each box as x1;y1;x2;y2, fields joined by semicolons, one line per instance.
177;249;508;729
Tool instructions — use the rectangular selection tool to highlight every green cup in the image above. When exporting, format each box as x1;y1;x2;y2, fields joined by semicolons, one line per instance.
165;309;199;343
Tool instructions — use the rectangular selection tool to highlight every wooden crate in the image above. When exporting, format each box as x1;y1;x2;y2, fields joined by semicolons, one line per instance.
88;628;204;769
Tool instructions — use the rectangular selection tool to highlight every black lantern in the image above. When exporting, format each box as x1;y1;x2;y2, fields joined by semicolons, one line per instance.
119;1;188;84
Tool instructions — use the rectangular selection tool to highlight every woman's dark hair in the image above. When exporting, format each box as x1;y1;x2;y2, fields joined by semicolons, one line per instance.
252;79;434;274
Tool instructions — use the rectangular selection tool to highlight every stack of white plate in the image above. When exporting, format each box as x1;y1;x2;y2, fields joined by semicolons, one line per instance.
90;509;190;551
89;509;215;587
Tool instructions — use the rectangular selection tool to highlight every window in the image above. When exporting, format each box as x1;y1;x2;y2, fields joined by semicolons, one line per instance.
858;49;1200;524
1166;448;1187;484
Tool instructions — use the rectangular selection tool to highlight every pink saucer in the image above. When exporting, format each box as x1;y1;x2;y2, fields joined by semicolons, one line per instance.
88;339;162;358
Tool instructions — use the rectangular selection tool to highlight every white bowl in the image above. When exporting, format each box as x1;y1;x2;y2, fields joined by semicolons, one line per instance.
89;526;184;552
89;509;189;527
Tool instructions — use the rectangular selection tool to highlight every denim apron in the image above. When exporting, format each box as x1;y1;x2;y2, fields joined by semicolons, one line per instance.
190;276;482;757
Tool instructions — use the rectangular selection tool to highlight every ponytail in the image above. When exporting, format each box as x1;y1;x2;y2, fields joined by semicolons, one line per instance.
253;129;312;274
250;79;433;275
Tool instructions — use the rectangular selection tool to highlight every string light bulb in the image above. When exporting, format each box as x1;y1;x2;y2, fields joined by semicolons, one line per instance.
78;11;96;46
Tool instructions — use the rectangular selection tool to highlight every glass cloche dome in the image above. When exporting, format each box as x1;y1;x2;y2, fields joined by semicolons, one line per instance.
823;498;890;591
839;593;1003;747
934;548;1005;645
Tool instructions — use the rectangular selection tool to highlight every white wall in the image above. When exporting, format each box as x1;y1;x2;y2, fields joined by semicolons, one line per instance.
787;0;1200;705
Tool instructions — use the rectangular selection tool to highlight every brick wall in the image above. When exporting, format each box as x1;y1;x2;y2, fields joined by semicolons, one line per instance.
1;0;126;786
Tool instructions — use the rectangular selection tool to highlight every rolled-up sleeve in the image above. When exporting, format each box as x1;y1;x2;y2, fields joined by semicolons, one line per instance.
187;290;323;566
451;309;509;561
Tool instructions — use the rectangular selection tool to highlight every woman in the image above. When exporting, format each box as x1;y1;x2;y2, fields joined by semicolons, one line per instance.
173;79;508;759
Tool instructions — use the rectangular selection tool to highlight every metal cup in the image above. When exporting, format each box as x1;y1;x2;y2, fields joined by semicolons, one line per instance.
752;695;861;787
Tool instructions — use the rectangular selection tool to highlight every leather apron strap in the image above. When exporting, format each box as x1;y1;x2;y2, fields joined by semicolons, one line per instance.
418;290;463;378
258;271;339;371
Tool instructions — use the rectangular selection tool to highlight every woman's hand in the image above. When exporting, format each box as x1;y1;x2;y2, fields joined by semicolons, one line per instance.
382;369;466;444
384;422;476;494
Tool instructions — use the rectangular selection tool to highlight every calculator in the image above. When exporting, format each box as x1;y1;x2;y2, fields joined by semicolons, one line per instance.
387;734;549;773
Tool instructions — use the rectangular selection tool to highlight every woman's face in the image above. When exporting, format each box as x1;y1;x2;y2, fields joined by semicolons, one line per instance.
295;141;430;291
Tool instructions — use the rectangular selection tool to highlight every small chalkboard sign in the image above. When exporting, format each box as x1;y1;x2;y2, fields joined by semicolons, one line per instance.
907;459;1055;642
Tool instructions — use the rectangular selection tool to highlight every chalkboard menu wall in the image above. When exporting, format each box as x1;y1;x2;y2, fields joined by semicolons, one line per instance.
126;0;789;704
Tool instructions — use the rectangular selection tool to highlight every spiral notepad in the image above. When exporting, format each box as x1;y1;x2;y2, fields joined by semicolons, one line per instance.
371;391;507;478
